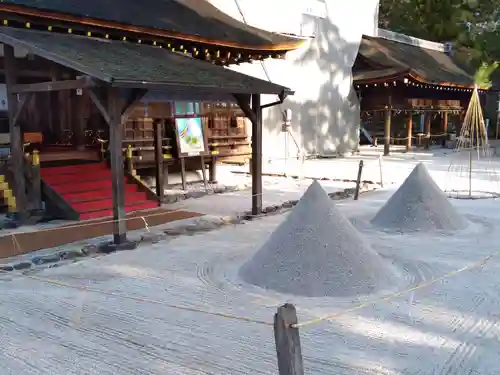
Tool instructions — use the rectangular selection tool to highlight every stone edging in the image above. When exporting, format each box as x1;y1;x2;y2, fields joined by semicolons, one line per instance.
0;183;377;273
161;184;248;204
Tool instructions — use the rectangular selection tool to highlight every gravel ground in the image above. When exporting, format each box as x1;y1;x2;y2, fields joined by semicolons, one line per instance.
1;152;500;374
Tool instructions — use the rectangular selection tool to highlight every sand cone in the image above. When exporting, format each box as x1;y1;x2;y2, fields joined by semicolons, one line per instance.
239;180;399;297
372;163;468;232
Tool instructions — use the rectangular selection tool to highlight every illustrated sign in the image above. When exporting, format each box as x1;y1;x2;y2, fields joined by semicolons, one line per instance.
175;117;206;156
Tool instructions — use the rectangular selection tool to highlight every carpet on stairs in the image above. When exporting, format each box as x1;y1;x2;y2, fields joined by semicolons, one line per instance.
41;162;159;220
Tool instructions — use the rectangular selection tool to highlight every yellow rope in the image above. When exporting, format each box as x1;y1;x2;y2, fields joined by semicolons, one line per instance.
292;248;497;328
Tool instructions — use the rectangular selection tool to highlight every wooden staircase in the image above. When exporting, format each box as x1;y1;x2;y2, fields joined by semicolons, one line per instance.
41;162;158;220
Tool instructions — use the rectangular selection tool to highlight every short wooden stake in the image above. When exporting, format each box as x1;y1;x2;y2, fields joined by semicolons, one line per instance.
274;304;304;375
378;156;384;187
354;160;364;200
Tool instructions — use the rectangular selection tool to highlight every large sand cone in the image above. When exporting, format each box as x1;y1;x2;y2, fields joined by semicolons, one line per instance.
372;163;468;232
239;181;399;297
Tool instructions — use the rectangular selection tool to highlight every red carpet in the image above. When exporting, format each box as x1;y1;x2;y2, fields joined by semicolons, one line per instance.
41;162;158;220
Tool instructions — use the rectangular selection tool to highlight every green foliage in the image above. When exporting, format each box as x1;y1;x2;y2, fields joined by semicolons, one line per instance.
474;61;499;89
378;0;500;67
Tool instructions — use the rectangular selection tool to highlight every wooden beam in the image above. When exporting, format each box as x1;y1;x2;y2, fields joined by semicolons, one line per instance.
108;86;127;244
233;94;257;124
89;88;110;124
4;43;27;218
121;89;148;123
153;119;164;202
11;76;97;93
12;92;32;128
251;93;263;215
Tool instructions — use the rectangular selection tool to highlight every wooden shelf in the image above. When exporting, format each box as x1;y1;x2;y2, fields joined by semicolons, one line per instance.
208;135;248;140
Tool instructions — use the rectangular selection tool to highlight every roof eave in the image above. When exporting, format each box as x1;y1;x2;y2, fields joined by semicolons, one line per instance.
0;3;306;52
111;80;292;96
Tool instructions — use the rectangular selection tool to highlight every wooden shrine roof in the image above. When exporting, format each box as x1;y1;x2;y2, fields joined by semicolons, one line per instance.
0;0;305;51
0;27;292;95
353;68;407;83
354;35;475;87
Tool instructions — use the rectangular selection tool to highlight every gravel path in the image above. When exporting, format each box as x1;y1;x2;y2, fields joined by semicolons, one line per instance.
1;189;500;374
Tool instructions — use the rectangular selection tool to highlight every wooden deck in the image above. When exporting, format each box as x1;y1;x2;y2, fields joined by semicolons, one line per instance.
0;208;203;259
38;148;101;162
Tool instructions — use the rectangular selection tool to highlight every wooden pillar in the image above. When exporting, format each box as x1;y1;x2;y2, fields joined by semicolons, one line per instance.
153;119;164;202
73;90;86;148
442;111;448;147
251;93;262;215
49;68;62;142
4;44;27;217
406;111;413;152
424;113;431;149
383;107;391;156
30;150;42;210
209;156;217;183
108;87;127;244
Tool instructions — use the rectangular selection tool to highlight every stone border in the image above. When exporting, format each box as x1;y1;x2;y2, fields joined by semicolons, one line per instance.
0;183;377;274
161;183;248;204
231;170;385;186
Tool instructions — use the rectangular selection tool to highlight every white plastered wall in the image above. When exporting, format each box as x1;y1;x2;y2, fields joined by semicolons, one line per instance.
204;0;380;159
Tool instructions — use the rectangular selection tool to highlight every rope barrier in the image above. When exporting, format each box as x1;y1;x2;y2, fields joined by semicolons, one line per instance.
2;242;497;331
4;207;190;236
0;268;272;326
292;248;499;328
372;133;448;141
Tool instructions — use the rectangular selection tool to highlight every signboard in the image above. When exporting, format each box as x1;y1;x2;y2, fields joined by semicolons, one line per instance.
174;117;208;157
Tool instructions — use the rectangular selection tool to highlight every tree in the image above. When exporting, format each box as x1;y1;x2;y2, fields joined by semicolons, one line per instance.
378;0;500;67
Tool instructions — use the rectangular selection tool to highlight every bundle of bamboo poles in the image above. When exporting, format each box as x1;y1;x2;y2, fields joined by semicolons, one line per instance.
446;86;493;198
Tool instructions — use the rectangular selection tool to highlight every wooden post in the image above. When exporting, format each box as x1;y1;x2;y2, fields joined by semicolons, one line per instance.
153;120;164;202
108;87;127;244
73;89;86;149
424;113;431;149
274;304;304;375
384;107;391;156
30;150;42;210
200;155;208;191
125;144;133;174
406;111;413;152
180;157;187;191
251;93;263;215
49;67;62;142
4;44;27;219
378;156;384;187
209;156;217;183
442;111;448;147
354;160;364;200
